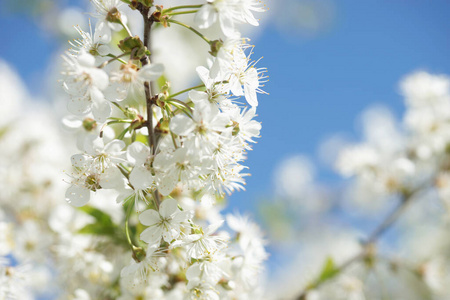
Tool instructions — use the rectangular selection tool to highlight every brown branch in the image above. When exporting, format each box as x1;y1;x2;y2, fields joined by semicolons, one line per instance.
138;5;161;208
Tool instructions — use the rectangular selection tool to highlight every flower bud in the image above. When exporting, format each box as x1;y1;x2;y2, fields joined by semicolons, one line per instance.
152;6;169;27
209;39;223;57
82;118;97;132
155;119;170;136
119;36;147;59
124;107;139;120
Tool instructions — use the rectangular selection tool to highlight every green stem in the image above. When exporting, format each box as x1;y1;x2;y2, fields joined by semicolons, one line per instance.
166;10;199;16
107;120;133;125
117;164;131;180
170;103;192;117
111;101;126;113
168;19;211;44
117;126;130;140
167;99;193;115
164;5;202;13
172;100;193;115
171;131;179;149
119;19;133;37
98;53;129;68
168;84;205;99
125;200;136;252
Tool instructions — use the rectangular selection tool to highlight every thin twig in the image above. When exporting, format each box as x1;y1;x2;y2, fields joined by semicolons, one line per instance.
167;99;193;115
296;190;417;300
365;194;413;245
98;52;129;68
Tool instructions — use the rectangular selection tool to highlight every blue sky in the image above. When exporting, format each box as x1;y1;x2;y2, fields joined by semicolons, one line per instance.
238;0;450;213
1;0;450;223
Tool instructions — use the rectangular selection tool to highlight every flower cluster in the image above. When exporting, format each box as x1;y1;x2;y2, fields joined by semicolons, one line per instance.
59;0;268;298
332;72;450;298
335;72;450;206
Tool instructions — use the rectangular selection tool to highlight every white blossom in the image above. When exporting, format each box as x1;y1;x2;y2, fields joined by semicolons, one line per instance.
172;221;228;259
62;51;111;122
139;198;193;245
110;62;164;102
90;0;125;43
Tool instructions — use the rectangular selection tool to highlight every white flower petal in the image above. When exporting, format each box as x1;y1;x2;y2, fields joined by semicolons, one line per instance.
77;52;96;67
170;114;196;136
195;4;217;29
62;115;83;131
100;167;124;189
140;226;162;245
219;14;236;37
244;83;258;107
172;210;193;223
230;77;243;96
67;96;91;116
162;227;179;243
159;198;178;219
189;90;208;105
196;66;211;86
130;166;153;190
205;220;224;235
104;139;126;154
71;154;90;168
186;263;202;281
116;189;134;204
139;209;160;226
127;141;149;165
95;20;112;43
91;96;111;123
65;185;90;207
90;68;109;91
139;64;164;82
157;169;178;196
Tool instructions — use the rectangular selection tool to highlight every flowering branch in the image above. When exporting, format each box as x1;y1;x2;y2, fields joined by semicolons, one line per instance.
296;189;418;299
59;0;268;297
138;5;162;209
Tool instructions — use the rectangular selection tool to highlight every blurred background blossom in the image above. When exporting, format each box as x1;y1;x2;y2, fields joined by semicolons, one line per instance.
1;0;450;299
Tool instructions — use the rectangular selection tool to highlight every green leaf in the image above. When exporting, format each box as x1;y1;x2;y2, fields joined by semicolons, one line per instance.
117;126;130;140
78;223;115;235
77;206;129;247
157;74;170;92
0;126;9;140
135;133;148;145
78;206;114;227
317;257;339;282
